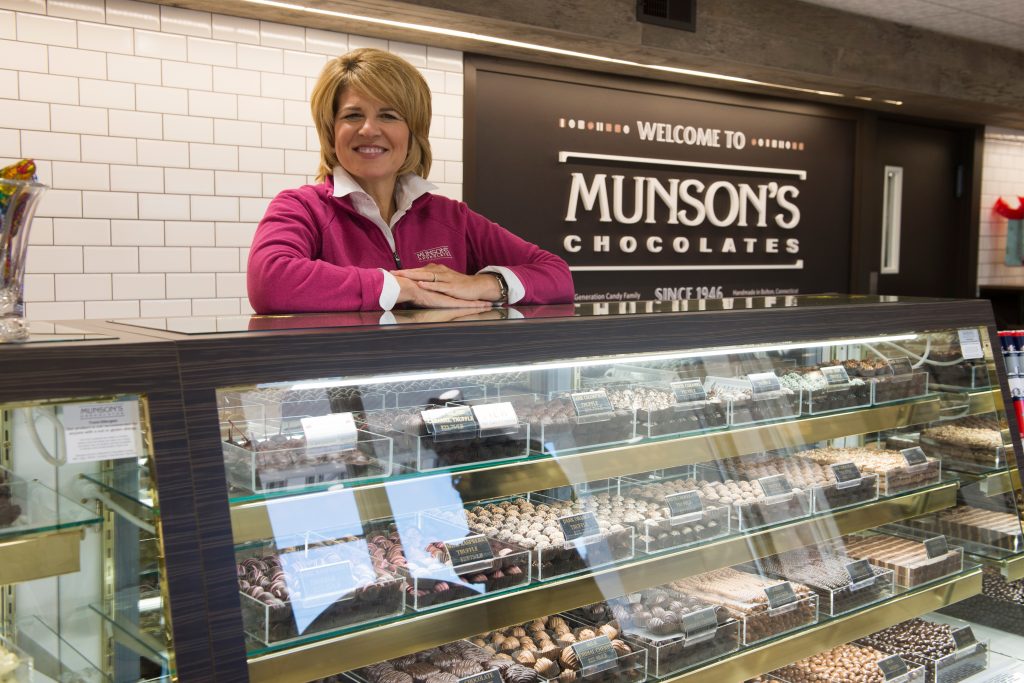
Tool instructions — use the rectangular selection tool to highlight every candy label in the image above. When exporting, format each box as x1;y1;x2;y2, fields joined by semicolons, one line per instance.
901;447;929;467
63;401;144;463
558;512;602;541
952;625;977;652
887;357;914;376
471;402;519;432
670;379;707;405
570;390;614;417
748;371;782;396
665;490;704;524
421;406;478;437
764;581;798;611
821;364;851;388
681;606;719;643
877;654;909;681
443;534;494;574
924;535;949;559
300;412;357;453
572;635;617;674
294;560;357;606
831;462;863;489
845;559;876;590
758;474;792;499
957;328;984;360
459;670;502;683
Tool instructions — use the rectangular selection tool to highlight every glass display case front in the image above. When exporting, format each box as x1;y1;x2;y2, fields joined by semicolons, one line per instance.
211;317;1024;683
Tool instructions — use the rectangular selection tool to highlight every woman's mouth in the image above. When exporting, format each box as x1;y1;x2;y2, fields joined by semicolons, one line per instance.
355;146;387;155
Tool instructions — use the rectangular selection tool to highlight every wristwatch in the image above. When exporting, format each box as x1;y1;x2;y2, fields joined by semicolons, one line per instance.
492;273;508;304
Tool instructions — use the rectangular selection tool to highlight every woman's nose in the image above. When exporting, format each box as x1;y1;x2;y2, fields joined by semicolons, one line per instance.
359;118;379;135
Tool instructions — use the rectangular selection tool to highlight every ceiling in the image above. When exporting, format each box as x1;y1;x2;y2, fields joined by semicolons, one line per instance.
798;0;1024;52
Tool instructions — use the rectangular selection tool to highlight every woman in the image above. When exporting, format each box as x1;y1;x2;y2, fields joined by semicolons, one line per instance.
247;48;574;313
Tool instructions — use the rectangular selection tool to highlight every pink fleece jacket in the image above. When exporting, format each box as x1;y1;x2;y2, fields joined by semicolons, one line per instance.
247;179;574;313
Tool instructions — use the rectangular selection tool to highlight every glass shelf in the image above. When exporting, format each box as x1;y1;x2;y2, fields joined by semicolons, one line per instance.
0;467;102;541
89;597;171;677
79;467;157;518
17;617;108;683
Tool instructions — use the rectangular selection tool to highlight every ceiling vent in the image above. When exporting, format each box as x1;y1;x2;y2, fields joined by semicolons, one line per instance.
637;0;696;31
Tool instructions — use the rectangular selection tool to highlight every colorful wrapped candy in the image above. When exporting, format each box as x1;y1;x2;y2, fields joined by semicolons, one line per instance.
0;159;38;215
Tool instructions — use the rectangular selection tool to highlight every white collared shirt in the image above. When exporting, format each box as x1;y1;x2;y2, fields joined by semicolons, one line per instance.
332;165;524;310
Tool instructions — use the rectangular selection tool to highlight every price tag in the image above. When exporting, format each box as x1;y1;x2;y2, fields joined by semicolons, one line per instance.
887;357;914;376
924;535;949;559
665;490;704;524
764;581;798;611
831;462;863;489
952;626;977;652
670;379;707;405
300;412;357;452
845;559;876;590
62;401;144;463
570;390;614;417
558;511;602;541
421;406;478;437
294;560;357;607
821;365;851;387
443;534;495;574
958;329;984;360
901;447;929;467
459;670;502;683
877;655;910;681
757;474;792;499
748;371;782;396
571;635;618;674
681;606;719;643
471;402;519;431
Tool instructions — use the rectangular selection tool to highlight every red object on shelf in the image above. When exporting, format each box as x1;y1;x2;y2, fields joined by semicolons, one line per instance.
995;197;1024;220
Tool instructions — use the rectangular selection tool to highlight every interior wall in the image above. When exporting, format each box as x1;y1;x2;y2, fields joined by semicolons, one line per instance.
1;0;464;321
977;127;1024;288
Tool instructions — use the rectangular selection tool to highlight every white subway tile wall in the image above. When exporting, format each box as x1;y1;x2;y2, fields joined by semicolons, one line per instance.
4;0;464;321
978;128;1024;288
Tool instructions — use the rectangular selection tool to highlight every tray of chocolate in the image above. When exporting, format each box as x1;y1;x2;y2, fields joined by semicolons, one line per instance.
221;417;393;495
779;365;871;415
235;537;406;647
339;639;543;683
939;566;1024;637
470;614;647;683
702;452;880;514
436;496;635;581
859;617;989;683
840;533;964;588
556;486;729;554
910;333;991;390
668;567;818;646
568;588;739;678
599;384;726;439
499;393;635;455
919;416;1006;474
359;406;529;472
0;468;22;531
903;505;1024;557
752;546;894;616
704;376;801;427
870;371;930;405
798;447;941;497
764;643;927;683
382;515;532;611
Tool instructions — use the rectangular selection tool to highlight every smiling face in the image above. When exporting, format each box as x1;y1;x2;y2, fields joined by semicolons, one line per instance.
334;87;410;193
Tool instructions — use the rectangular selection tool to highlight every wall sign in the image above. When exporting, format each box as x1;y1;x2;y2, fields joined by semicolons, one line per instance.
468;59;855;301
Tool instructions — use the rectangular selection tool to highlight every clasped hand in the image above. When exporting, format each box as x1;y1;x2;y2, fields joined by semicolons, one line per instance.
393;264;500;309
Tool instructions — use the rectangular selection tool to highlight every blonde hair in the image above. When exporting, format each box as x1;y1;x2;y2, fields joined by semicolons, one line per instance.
310;47;433;183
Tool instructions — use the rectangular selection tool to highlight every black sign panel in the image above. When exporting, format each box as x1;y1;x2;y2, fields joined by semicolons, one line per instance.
758;474;792;498
570;390;614;417
925;535;949;559
764;581;797;610
681;606;719;641
559;511;602;541
444;534;494;572
671;379;707;404
460;670;502;683
901;447;929;467
572;635;618;673
877;655;909;681
831;462;863;489
845;559;876;589
469;60;855;301
952;626;977;651
665;490;704;522
421;406;478;437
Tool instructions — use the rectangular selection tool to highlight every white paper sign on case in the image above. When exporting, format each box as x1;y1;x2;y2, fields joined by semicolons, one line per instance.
63;401;144;463
471;402;519;431
301;412;357;452
957;328;984;360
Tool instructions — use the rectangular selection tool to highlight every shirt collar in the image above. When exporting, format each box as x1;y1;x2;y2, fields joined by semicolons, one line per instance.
332;165;436;213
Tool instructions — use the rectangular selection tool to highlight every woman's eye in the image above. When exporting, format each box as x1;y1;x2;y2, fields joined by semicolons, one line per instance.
381;113;401;121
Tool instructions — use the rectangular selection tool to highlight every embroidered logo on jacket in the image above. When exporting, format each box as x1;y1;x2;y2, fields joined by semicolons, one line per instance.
415;246;453;261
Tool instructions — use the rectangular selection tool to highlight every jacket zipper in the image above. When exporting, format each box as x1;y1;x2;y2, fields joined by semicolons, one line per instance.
392;250;402;268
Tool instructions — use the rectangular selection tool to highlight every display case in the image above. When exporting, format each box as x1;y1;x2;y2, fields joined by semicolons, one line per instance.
5;295;1024;683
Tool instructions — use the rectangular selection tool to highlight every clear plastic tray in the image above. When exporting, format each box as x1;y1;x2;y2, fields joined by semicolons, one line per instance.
918;433;1006;474
798;449;942;496
534;521;636;581
803;381;871;414
361;407;529;471
924;359;990;390
704;376;802;426
861;619;989;683
510;393;636;455
754;550;895;616
810;473;880;513
768;653;927;683
635;505;730;554
841;533;965;588
737;593;818;645
396;515;532;611
871;372;930;404
903;507;1024;558
236;538;406;647
221;419;393;495
0;635;32;682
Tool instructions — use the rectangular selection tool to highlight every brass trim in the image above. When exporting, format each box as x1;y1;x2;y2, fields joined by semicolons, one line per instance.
977;467;1020;497
1001;553;1024;581
245;483;958;683
230;392;993;543
0;528;81;584
670;567;982;682
969;388;1000;415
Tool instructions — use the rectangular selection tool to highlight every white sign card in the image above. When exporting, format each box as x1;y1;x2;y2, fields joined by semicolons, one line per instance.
63;401;144;463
